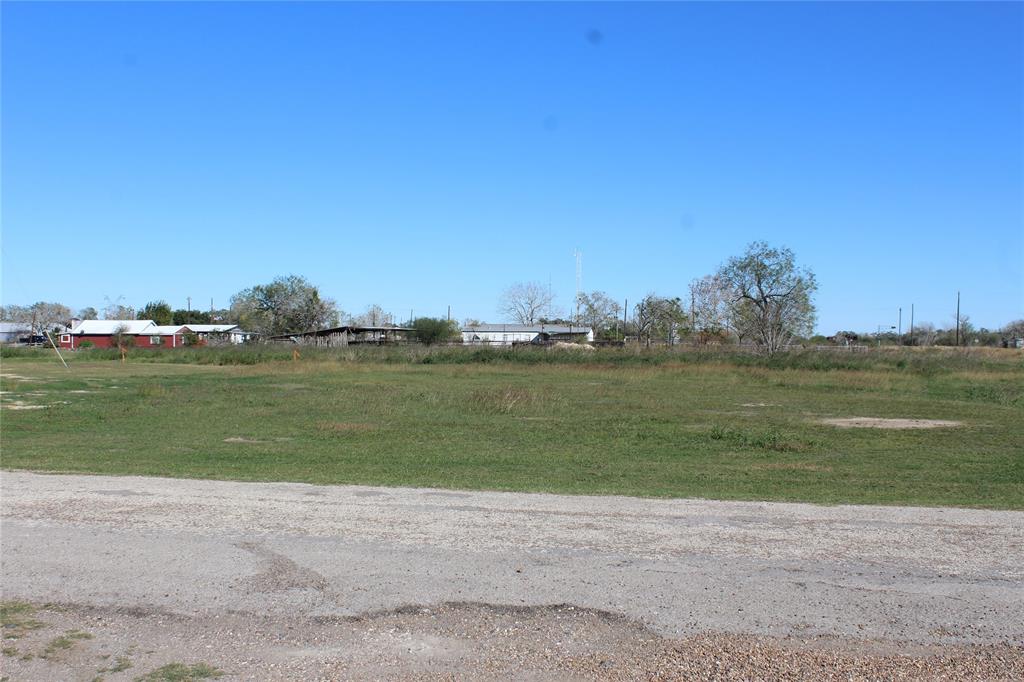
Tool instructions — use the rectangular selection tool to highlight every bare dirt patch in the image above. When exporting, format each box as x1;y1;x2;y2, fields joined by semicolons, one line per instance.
1;601;1020;681
819;417;962;429
2;401;48;410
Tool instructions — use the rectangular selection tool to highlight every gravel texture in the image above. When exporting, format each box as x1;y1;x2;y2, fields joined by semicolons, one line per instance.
2;471;1022;679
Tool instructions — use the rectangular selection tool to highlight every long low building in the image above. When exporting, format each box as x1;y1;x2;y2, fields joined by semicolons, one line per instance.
269;325;413;347
462;324;593;346
58;320;254;349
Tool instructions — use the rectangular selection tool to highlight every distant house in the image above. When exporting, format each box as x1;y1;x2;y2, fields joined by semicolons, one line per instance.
143;325;188;348
181;324;254;345
58;320;184;349
0;322;33;345
59;320;157;349
461;324;593;346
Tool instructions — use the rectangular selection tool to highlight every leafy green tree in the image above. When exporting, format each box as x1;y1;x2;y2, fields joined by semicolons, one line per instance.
412;317;459;345
575;291;622;339
172;309;212;325
633;295;687;347
138;300;174;325
77;307;99;320
229;275;339;336
716;242;817;355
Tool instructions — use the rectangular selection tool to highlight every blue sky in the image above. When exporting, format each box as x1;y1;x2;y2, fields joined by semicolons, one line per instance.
3;1;1021;333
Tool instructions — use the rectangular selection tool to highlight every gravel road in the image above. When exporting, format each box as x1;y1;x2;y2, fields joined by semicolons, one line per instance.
1;471;1022;680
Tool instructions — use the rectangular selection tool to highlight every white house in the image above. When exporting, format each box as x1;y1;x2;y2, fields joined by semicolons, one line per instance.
181;324;255;345
461;324;593;346
0;322;33;344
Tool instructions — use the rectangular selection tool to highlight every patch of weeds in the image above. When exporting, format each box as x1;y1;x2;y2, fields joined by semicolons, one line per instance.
1;646;18;656
708;425;816;453
0;600;44;638
138;383;171;399
99;655;133;673
41;629;93;658
469;386;540;414
134;662;223;681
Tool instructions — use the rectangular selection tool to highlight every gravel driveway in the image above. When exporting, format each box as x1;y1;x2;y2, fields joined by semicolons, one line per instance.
1;471;1022;680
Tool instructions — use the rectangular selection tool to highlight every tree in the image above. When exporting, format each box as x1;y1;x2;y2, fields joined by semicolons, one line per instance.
172;309;212;326
77;307;98;320
688;275;730;337
412;317;459;345
3;302;73;334
229;275;340;336
633;294;687;347
1002;319;1024;347
911;322;936;346
138;300;174;325
575;291;622;338
102;295;134;320
716;242;817;355
350;304;389;327
110;323;135;362
499;282;555;325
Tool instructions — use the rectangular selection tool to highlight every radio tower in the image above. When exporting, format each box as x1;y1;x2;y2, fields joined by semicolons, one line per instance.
574;249;582;323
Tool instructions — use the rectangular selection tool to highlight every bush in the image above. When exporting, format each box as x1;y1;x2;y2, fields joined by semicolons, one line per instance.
411;317;460;345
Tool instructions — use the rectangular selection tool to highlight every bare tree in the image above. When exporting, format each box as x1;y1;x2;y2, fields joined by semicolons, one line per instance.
716;242;817;355
915;322;937;346
688;275;730;340
103;295;135;321
3;302;72;334
351;304;389;327
77;307;99;320
110;324;135;363
499;282;555;325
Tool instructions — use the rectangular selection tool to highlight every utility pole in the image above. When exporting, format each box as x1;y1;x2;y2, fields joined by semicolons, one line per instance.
623;298;628;342
898;307;902;343
447;305;451;323
187;297;192;325
909;304;914;346
955;291;961;347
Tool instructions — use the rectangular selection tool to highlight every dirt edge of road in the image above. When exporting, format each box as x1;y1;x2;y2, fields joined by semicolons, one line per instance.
2;600;1023;681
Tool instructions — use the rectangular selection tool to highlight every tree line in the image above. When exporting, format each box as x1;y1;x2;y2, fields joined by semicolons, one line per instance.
3;242;1021;352
498;242;818;354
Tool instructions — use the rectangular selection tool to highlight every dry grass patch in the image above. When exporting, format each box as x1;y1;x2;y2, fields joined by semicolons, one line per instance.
470;386;545;414
820;417;961;429
316;421;376;432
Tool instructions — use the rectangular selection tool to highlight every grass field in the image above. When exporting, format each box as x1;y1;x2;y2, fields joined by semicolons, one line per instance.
1;347;1021;508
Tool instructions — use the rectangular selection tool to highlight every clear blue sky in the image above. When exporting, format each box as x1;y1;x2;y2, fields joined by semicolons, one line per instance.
3;1;1021;333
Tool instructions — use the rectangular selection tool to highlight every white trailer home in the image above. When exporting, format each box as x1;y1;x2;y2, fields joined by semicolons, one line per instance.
461;324;593;346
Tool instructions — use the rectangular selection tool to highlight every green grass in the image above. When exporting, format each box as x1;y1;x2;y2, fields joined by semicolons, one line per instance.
0;601;44;639
1;350;1022;508
41;630;93;658
134;663;222;681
